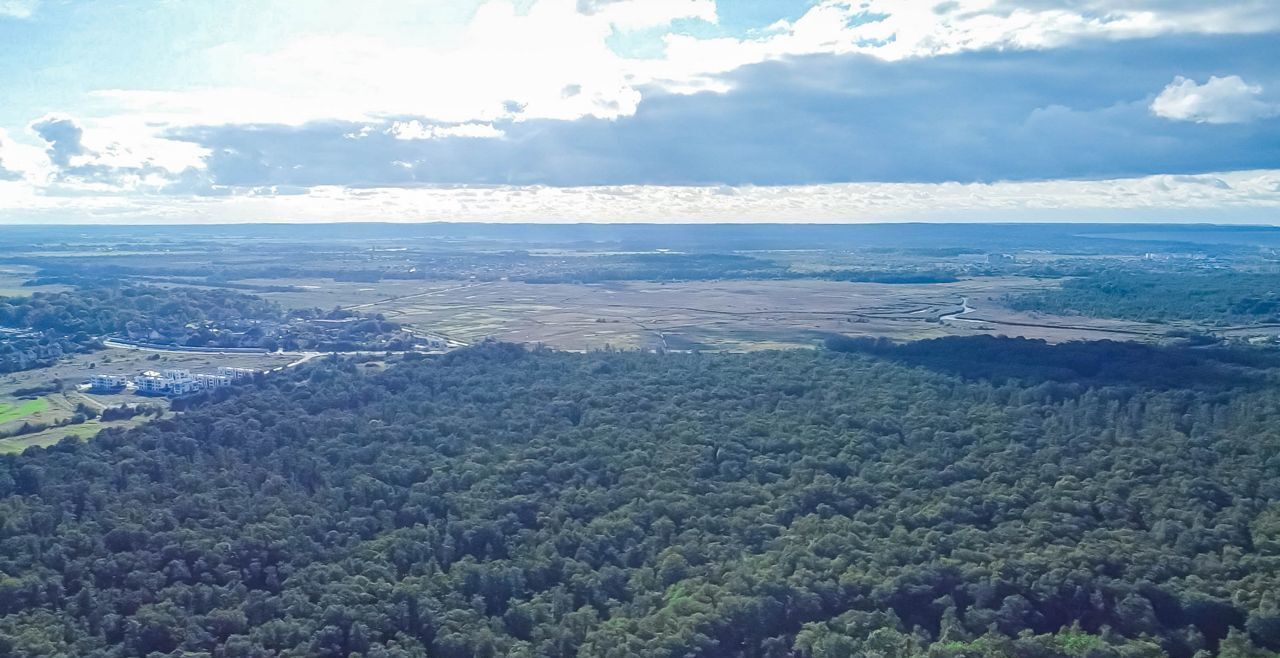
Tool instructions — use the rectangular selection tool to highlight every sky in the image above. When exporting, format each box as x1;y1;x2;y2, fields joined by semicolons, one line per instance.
0;0;1277;224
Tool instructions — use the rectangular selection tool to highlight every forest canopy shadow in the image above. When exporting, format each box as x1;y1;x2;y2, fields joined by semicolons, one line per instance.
823;334;1278;389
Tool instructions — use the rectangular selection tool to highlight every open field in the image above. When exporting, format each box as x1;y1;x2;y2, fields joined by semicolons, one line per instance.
0;418;147;454
944;301;1167;342
0;393;83;437
0;392;122;452
0;347;297;399
0;265;71;297
0;347;297;451
247;276;1174;351
0;397;48;425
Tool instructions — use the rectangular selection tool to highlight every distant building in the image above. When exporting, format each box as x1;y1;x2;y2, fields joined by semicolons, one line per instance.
196;373;233;389
90;374;128;391
218;367;258;381
986;253;1016;264
134;371;170;395
99;365;256;397
420;336;447;350
136;369;200;396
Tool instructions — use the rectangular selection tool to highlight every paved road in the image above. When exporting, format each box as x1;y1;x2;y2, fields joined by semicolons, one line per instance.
102;338;278;355
101;338;454;373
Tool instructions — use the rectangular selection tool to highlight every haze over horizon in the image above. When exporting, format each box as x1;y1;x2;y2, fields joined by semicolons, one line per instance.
1;0;1278;224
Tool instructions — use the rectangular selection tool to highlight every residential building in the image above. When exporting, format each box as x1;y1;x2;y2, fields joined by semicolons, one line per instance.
196;373;233;389
91;374;128;391
218;367;258;381
117;366;254;397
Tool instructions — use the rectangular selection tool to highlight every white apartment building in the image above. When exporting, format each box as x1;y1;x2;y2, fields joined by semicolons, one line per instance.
136;369;199;396
90;374;128;391
196;373;233;389
107;366;252;397
218;367;258;380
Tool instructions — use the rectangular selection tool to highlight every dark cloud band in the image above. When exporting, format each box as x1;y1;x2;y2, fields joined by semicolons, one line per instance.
157;33;1280;189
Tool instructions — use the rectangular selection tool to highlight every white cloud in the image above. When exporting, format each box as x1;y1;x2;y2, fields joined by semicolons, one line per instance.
583;0;716;30
23;114;208;193
87;0;1280;131
1150;75;1279;124
8;0;1279;210
91;0;684;127
648;0;1280;90
4;170;1279;225
0;128;49;182
0;0;39;19
387;121;505;140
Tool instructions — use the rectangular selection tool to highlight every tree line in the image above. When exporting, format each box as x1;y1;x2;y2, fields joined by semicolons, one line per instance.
0;285;410;374
1007;271;1280;326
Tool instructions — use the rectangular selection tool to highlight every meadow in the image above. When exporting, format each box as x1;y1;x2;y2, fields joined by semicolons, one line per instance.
0;397;48;425
248;276;1169;351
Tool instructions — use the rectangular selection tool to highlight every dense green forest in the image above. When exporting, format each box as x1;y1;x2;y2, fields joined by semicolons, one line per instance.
1007;272;1280;325
0;286;282;337
0;329;88;375
0;286;410;372
1;341;1278;657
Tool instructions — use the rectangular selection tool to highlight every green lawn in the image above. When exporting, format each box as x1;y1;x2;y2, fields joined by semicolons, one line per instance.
0;414;167;454
0;397;49;425
0;422;98;453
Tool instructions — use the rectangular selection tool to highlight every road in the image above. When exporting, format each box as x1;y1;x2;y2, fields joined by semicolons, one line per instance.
341;282;489;312
101;337;454;373
102;338;275;355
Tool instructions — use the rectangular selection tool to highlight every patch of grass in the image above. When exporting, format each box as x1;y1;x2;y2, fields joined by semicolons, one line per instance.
0;397;49;424
0;422;96;453
0;411;169;454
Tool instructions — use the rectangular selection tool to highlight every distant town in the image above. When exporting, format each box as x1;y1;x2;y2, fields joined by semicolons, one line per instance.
87;366;259;397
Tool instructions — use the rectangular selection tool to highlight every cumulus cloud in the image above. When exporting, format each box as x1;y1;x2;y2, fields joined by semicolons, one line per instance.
30;115;88;168
27;115;209;193
91;0;698;127
4;170;1279;225
0;0;39;19
0;132;25;181
387;121;505;141
168;35;1280;189
0;128;49;183
87;0;1280;129
1150;75;1279;124
7;0;1280;221
576;0;716;29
